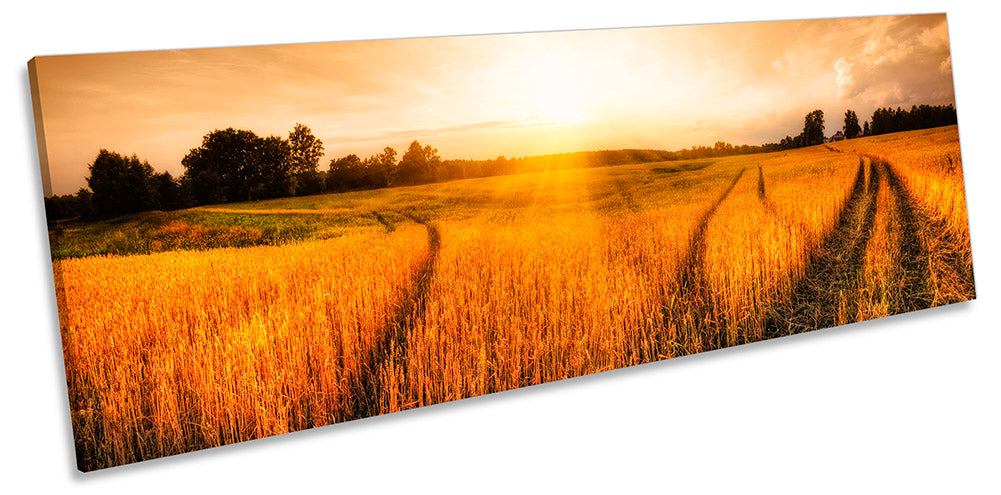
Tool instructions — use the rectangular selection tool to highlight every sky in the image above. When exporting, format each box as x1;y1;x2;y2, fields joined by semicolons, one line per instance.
31;14;956;196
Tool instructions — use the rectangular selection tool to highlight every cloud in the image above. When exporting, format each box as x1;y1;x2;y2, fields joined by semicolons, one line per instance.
833;16;954;108
940;55;952;74
834;57;854;93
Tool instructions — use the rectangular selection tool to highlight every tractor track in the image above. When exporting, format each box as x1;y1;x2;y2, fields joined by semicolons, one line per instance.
766;158;878;336
371;211;396;232
178;204;441;419
660;168;746;344
765;153;948;336
679;168;747;278
756;165;783;218
350;212;440;418
757;165;766;200
875;157;936;310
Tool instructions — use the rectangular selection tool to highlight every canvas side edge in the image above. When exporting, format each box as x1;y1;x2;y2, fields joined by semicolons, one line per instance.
28;58;53;198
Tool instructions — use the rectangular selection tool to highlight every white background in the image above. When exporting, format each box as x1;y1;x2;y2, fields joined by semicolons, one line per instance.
2;1;998;493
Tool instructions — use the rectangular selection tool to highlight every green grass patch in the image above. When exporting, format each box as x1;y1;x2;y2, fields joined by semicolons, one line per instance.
651;160;715;175
47;209;381;259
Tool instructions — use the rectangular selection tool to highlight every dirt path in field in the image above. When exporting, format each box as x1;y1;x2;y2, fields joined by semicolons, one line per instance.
663;168;746;334
685;168;747;266
876;158;938;308
767;158;878;335
684;167;746;265
198;204;443;418
756;165;784;217
767;153;950;335
351;212;440;418
392;213;441;345
757;166;766;200
881;162;974;306
371;211;396;232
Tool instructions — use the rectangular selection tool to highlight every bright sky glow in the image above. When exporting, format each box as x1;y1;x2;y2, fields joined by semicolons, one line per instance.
31;14;955;195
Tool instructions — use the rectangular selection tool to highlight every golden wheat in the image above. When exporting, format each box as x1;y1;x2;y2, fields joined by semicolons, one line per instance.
59;225;428;469
56;126;974;470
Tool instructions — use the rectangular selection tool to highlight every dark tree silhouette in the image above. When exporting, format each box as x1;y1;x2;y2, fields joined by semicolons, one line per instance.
152;171;183;210
183;128;258;204
43;187;94;221
288;123;325;196
288;123;324;175
843;110;862;139
74;188;95;219
369;147;398;188
182;128;294;204
86;150;158;217
869;104;956;136
327;154;365;191
256;135;294;199
802;110;825;146
397;141;441;185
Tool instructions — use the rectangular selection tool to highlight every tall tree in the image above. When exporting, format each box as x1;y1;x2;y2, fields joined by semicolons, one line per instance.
287;123;325;195
327;154;364;190
181;128;288;204
397;140;442;185
287;123;325;175
257;135;293;198
152;171;182;210
843;109;862;139
802;110;825;146
423;144;442;182
372;147;398;188
86;149;158;217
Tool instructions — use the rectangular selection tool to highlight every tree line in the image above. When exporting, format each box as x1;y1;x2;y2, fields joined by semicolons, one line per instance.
46;123;327;220
867;104;957;136
44;104;960;221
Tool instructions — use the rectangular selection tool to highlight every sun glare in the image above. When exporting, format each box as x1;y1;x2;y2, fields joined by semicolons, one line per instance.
524;57;589;125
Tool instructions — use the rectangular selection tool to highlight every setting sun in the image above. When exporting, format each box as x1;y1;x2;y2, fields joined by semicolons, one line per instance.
522;56;590;125
30;15;954;196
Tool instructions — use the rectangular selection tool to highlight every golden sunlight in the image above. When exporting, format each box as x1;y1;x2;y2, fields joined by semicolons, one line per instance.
523;56;589;125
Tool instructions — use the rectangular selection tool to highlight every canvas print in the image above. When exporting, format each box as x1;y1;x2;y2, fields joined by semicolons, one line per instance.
30;13;975;471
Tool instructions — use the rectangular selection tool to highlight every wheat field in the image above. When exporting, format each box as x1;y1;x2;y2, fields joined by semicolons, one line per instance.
52;126;974;470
